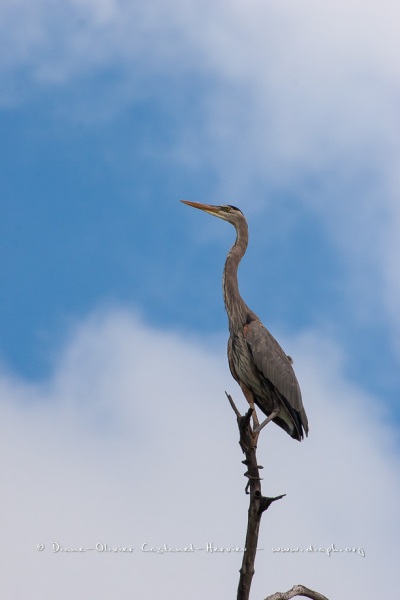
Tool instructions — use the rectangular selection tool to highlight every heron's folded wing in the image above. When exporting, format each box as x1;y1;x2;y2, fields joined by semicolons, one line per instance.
244;320;303;413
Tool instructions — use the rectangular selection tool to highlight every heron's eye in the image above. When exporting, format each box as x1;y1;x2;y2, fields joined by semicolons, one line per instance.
222;206;231;212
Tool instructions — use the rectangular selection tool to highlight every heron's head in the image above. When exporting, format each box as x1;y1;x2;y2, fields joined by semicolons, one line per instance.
181;200;244;226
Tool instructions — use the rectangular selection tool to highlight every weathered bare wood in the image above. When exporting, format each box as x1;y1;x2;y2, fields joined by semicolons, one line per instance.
226;393;329;600
226;393;285;600
264;584;329;600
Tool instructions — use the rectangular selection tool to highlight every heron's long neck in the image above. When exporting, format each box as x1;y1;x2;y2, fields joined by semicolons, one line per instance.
223;219;253;331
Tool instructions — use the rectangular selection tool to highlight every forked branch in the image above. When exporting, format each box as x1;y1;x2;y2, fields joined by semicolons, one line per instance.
226;393;329;600
226;393;285;600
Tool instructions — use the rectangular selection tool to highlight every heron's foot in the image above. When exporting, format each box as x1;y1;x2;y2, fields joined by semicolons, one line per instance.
250;427;260;448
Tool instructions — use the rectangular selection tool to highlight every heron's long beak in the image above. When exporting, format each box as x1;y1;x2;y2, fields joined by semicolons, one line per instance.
180;200;220;216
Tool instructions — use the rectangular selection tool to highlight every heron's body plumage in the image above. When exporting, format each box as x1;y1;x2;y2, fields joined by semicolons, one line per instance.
228;320;307;440
182;200;308;441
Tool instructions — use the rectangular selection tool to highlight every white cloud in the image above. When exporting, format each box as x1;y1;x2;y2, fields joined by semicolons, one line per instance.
2;0;400;184
1;309;398;599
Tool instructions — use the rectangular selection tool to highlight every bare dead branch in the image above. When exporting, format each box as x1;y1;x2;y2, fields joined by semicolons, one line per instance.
264;584;329;600
226;390;242;418
226;394;329;600
226;393;285;600
259;494;286;514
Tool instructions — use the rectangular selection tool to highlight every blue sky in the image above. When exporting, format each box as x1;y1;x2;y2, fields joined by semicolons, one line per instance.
1;46;398;408
1;1;400;598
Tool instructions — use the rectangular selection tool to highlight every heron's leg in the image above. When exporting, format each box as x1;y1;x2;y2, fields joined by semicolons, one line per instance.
251;410;260;432
239;382;260;444
253;406;281;433
239;383;258;423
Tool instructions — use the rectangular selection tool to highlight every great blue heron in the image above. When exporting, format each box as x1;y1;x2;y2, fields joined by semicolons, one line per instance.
181;201;308;441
